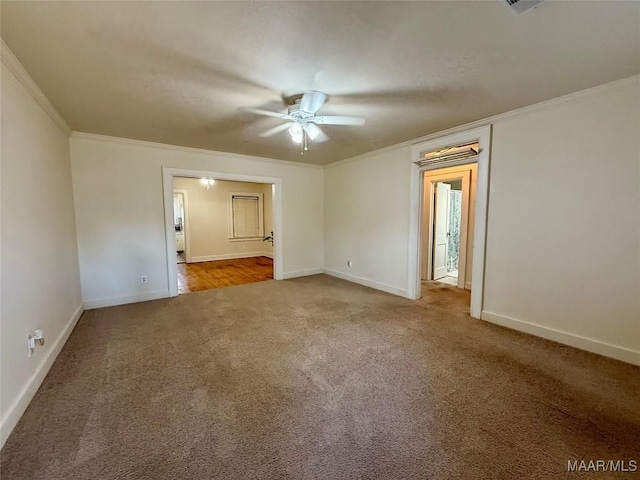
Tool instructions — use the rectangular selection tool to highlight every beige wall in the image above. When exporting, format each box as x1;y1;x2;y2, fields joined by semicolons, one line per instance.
482;77;639;358
324;76;640;364
324;146;412;296
173;178;273;260
71;134;324;308
1;58;82;445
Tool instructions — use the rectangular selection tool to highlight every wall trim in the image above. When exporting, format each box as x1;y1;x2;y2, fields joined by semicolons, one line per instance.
190;252;273;263
0;303;84;448
323;268;407;297
71;132;323;169
324;74;639;170
481;311;640;366
84;290;169;310
0;39;72;136
281;268;325;280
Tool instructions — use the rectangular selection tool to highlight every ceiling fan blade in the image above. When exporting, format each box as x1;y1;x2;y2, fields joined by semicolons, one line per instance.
242;107;290;119
299;91;327;114
258;123;291;137
313;115;366;126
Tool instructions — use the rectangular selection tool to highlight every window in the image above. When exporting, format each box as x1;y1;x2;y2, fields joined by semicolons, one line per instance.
229;193;264;240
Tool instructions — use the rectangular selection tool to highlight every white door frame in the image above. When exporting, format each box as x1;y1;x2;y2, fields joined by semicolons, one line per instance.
422;168;472;289
162;167;283;297
407;125;491;318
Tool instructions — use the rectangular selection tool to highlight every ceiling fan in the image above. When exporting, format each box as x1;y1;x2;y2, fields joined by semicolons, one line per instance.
244;91;365;154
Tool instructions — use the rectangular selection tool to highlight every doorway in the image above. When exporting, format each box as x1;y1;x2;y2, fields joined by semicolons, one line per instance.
171;176;275;294
173;191;187;264
407;125;491;319
163;168;283;298
421;165;477;290
433;180;461;285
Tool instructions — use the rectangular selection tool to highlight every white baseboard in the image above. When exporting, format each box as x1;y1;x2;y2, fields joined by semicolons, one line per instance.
465;281;472;290
281;268;324;279
190;252;273;263
323;268;407;297
1;303;84;448
481;310;640;366
84;290;169;309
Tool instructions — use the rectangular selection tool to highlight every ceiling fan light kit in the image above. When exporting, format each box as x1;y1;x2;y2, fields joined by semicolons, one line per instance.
246;90;365;154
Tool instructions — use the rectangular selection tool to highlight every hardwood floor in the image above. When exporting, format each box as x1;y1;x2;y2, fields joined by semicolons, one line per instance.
177;256;273;294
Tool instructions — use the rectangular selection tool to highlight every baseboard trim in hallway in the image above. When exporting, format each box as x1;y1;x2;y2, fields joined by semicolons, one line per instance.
189;251;273;263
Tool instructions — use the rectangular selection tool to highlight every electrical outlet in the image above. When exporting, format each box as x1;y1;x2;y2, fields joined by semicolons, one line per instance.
347;260;353;268
140;275;148;284
28;329;45;357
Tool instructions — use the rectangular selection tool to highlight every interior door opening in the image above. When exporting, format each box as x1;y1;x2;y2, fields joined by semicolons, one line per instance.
433;180;463;286
173;192;187;264
171;176;275;295
163;168;283;298
421;164;477;291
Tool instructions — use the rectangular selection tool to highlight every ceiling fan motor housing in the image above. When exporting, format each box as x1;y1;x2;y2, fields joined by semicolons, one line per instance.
287;103;314;124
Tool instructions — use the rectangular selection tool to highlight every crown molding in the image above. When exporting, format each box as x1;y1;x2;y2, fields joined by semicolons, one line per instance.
70;132;323;169
1;39;72;136
325;73;640;169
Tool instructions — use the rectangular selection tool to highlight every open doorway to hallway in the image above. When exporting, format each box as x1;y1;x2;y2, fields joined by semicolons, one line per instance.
173;191;187;264
421;164;477;291
409;125;490;318
171;176;274;294
433;179;462;286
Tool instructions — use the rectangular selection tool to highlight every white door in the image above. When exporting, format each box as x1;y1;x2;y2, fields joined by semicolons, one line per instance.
433;182;451;280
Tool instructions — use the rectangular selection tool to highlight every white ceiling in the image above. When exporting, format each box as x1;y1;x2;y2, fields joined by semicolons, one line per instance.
2;1;639;165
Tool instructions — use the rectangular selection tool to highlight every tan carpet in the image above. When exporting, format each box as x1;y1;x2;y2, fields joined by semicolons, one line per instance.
2;275;638;479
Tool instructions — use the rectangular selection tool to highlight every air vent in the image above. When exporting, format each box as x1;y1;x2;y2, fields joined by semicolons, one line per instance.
505;0;545;15
415;142;480;168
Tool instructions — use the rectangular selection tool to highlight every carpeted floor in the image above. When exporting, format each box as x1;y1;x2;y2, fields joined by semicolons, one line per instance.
2;275;639;479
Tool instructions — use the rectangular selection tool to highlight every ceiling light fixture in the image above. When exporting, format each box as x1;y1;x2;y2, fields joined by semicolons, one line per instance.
289;123;303;144
246;91;366;155
289;121;313;153
200;178;216;189
304;123;321;141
